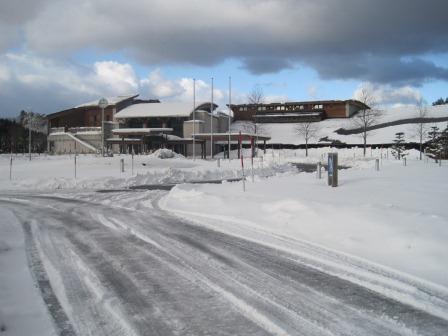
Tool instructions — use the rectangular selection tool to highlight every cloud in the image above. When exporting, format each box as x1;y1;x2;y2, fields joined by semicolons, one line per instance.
353;83;422;107
140;69;225;104
0;54;228;117
0;0;445;85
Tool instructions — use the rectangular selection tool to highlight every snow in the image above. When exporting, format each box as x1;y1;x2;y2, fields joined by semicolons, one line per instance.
233;104;448;144
160;148;448;289
114;101;211;119
149;148;184;159
1;146;448;327
0;208;56;336
0;152;293;191
74;94;138;108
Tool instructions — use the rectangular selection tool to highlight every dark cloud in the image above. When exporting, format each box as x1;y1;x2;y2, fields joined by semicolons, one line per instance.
241;57;294;74
1;0;448;85
306;55;448;87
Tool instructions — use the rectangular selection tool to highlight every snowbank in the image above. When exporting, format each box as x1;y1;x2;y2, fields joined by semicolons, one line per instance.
161;148;448;288
0;153;296;191
149;148;184;159
232;104;448;145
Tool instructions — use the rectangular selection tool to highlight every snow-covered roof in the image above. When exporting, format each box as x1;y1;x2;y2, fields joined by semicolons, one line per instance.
114;102;217;119
75;94;138;108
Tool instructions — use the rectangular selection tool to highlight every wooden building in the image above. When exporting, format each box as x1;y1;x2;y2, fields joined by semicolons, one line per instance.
230;100;369;123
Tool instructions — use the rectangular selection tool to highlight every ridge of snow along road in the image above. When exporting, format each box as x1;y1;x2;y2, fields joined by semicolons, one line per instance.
159;148;448;293
0;150;296;191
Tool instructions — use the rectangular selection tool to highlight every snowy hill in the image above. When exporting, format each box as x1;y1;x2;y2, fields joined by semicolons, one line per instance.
232;104;448;145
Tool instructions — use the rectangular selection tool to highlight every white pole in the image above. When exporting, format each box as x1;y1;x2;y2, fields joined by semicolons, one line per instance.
228;76;232;162
9;155;12;180
101;106;105;157
28;112;32;161
210;77;214;159
251;154;254;182
241;154;246;192
193;78;196;161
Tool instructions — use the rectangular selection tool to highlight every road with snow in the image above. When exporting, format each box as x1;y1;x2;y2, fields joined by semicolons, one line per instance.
2;190;448;336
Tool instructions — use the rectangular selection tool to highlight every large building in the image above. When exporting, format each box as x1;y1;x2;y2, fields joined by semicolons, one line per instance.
113;101;231;156
46;96;239;156
230;99;369;123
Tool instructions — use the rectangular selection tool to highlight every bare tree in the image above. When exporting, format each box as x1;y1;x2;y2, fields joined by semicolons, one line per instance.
414;99;428;160
21;111;48;160
247;85;264;105
351;88;381;157
295;122;319;157
247;86;266;155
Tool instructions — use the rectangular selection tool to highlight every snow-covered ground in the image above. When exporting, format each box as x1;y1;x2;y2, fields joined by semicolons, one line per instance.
1;148;448;334
160;148;448;288
0;151;294;191
232;104;448;144
0;208;56;335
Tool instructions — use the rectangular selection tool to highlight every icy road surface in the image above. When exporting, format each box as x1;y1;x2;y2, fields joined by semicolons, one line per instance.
1;191;448;336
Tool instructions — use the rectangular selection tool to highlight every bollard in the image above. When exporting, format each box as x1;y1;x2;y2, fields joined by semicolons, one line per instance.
403;157;407;166
316;162;322;179
217;158;220;168
327;153;338;187
120;158;124;172
439;156;442;167
375;158;379;171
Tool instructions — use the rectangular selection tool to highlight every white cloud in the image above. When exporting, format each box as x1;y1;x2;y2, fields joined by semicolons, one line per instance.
93;61;138;94
0;53;231;117
141;69;225;105
353;82;422;107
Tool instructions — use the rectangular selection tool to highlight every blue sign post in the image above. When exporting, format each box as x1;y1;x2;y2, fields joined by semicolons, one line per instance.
327;153;338;187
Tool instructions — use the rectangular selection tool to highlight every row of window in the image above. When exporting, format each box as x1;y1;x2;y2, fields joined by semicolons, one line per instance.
237;104;325;112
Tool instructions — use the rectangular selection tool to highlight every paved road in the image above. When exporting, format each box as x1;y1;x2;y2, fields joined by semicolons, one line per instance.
2;192;448;335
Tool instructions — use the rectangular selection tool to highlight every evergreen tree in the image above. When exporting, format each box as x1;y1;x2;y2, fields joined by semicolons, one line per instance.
432;98;446;106
391;132;407;160
426;126;442;160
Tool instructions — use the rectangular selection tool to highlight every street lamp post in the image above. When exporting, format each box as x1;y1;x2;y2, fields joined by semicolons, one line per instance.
98;98;108;156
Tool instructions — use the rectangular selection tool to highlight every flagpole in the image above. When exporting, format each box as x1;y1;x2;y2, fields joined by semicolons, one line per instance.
193;78;196;161
210;77;214;159
228;76;232;162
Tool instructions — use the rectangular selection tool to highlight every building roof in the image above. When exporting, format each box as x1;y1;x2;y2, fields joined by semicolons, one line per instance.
46;94;139;119
75;94;139;108
114;102;218;119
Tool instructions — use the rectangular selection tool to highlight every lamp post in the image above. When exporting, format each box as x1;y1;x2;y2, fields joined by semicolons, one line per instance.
98;98;108;156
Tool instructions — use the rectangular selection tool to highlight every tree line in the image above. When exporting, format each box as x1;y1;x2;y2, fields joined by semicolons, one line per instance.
0;111;47;154
432;97;448;106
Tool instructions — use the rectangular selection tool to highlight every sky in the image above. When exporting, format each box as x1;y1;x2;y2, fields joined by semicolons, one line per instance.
0;0;448;118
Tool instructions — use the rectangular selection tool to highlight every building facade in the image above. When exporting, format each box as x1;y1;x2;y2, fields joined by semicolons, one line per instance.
230;99;369;123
